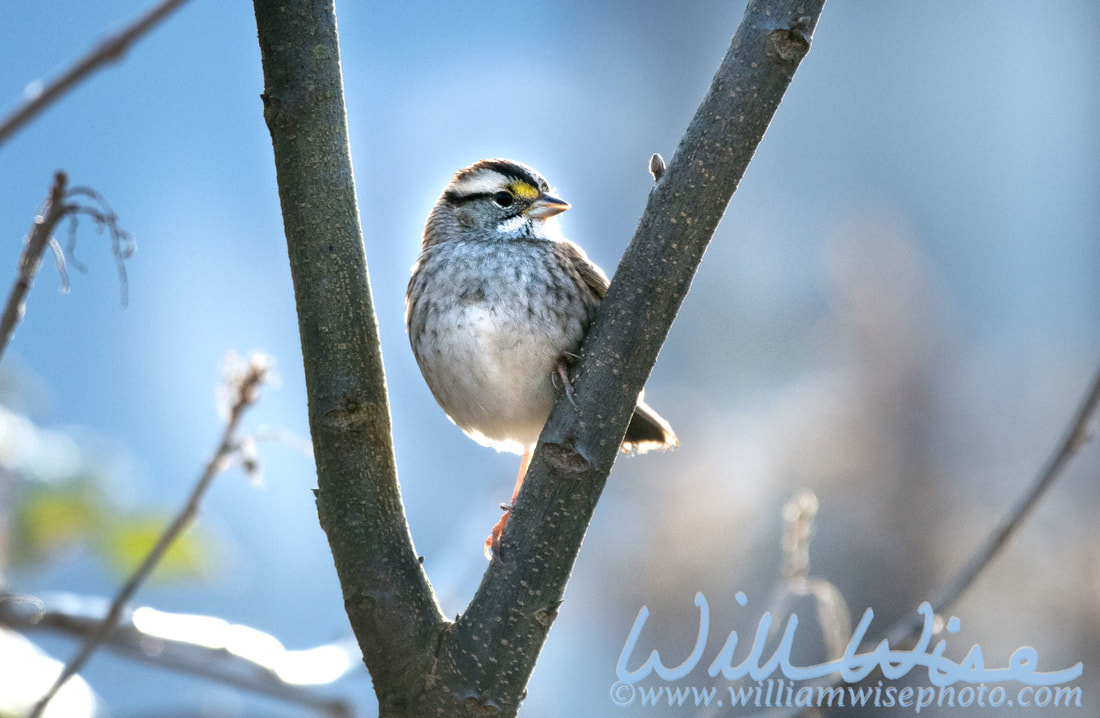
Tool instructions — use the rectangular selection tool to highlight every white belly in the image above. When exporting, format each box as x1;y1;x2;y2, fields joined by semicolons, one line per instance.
417;301;569;453
407;239;595;454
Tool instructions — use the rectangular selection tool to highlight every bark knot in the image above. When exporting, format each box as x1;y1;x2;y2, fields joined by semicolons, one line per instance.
542;438;590;475
767;18;812;65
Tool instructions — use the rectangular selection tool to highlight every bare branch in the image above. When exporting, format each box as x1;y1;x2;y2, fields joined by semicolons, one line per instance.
0;174;135;365
0;0;192;148
45;237;72;295
67;185;136;305
769;490;851;663
0;172;69;361
0;591;352;718
886;364;1100;645
252;2;445;712
29;353;273;718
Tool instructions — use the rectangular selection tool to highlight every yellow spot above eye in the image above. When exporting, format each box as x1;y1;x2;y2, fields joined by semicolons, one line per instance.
508;182;539;200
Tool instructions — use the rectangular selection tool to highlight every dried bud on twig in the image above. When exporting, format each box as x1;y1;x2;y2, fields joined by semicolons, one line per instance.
649;152;666;182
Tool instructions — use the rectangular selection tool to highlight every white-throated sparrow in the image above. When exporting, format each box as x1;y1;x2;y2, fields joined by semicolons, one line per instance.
406;159;677;556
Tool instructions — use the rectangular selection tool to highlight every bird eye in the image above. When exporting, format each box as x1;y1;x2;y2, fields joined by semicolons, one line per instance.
493;191;514;207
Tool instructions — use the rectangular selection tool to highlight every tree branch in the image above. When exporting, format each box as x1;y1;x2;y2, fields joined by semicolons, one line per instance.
426;2;826;714
0;173;135;364
251;1;445;713
29;353;271;717
1;592;351;717
0;0;192;148
886;363;1100;645
0;172;68;361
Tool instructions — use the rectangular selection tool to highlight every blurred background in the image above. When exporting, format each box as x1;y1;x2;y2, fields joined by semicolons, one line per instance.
1;1;1098;716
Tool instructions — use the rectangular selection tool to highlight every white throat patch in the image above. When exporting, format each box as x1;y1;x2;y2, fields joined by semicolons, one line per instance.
496;214;531;237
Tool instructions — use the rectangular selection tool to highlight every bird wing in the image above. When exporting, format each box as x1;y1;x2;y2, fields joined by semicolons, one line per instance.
557;239;678;452
558;239;609;302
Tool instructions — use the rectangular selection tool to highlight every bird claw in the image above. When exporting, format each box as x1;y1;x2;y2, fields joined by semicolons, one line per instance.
563;384;577;408
485;507;511;560
555;357;578;408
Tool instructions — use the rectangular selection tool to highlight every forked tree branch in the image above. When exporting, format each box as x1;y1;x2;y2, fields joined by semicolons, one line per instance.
255;0;825;715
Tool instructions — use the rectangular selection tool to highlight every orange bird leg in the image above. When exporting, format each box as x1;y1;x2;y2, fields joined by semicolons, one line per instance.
485;447;533;559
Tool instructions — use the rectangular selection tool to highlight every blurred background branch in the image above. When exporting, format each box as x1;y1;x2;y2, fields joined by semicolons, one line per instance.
888;363;1100;645
0;0;192;148
769;490;851;662
0;590;353;717
30;352;272;717
0;173;134;364
773;364;1100;718
0;173;69;362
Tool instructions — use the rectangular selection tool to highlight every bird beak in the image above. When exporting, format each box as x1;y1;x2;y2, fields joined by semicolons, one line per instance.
525;193;570;219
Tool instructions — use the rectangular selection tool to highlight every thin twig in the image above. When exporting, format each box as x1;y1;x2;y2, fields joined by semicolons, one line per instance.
1;591;351;718
0;174;135;366
766;490;852;663
68;185;136;305
0;172;69;362
0;0;192;147
29;354;272;718
886;364;1100;645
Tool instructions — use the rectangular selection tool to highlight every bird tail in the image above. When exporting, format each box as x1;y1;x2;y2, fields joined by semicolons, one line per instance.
622;399;678;454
